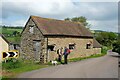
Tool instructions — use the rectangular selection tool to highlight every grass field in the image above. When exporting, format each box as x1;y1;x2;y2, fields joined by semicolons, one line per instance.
0;27;22;34
0;27;23;43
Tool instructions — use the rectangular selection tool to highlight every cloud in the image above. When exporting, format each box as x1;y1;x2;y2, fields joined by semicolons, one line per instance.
71;0;119;2
2;19;27;26
72;2;118;20
11;20;27;26
1;1;118;20
2;0;75;19
0;21;2;25
1;0;118;32
88;20;118;32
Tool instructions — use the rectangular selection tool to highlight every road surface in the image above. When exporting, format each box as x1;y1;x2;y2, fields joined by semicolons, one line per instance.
18;51;118;78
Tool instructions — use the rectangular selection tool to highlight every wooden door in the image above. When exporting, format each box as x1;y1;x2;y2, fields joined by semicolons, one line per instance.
33;40;41;61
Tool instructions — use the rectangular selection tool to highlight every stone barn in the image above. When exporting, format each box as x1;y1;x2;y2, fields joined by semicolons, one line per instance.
21;16;101;63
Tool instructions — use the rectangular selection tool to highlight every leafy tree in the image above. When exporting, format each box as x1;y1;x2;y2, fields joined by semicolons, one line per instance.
118;33;120;39
112;40;120;54
64;18;70;21
95;32;117;47
64;16;90;28
13;31;20;36
71;16;88;26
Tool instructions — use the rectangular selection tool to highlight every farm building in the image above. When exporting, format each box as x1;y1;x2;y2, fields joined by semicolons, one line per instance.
21;16;101;63
0;34;9;62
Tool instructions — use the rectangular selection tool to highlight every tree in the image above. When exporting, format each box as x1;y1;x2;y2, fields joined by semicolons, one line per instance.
118;33;120;39
71;16;88;26
112;40;120;54
13;31;20;36
95;32;117;47
64;16;90;28
64;18;70;21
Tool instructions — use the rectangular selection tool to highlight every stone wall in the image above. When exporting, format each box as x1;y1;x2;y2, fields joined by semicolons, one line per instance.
21;18;101;63
21;18;47;63
93;48;101;54
47;36;101;61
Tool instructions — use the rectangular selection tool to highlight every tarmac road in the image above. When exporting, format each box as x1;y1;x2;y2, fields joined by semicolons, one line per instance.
18;51;118;78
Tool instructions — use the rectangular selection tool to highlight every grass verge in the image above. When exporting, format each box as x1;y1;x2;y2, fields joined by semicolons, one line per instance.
2;46;108;79
69;53;105;62
69;46;108;62
2;59;49;80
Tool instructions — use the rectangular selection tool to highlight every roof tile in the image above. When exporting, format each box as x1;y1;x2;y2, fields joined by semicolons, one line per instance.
31;16;93;37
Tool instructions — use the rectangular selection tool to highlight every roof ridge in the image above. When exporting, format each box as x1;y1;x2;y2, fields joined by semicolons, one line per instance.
29;15;93;37
31;15;83;25
31;15;56;20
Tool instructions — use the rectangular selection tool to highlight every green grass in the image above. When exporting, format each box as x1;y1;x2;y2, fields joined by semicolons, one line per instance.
69;47;108;62
6;36;21;43
69;53;104;62
2;59;49;79
11;64;46;73
2;46;108;79
6;28;22;33
1;27;22;43
0;27;22;34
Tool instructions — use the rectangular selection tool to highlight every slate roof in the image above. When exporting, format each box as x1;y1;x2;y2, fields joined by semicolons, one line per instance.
24;16;101;48
31;16;93;37
93;38;102;48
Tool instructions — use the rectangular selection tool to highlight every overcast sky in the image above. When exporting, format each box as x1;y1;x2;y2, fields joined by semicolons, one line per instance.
1;0;119;32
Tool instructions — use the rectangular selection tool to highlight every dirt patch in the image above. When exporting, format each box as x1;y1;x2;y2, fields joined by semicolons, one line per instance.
2;70;14;77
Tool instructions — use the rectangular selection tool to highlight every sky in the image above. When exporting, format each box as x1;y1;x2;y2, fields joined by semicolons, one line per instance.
1;0;119;32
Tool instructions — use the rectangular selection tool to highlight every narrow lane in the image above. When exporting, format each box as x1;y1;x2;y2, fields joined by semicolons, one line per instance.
18;51;118;78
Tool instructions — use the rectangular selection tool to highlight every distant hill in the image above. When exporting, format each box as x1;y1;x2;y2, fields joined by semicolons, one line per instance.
94;30;105;32
91;30;119;34
0;26;23;44
0;25;23;28
1;26;119;43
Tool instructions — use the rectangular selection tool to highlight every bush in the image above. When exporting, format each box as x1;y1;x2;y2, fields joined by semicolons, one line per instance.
112;40;120;54
101;46;108;54
2;58;22;70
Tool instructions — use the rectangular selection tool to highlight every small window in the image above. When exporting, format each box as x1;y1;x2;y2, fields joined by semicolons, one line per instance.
29;25;34;33
86;43;91;49
69;43;75;50
48;45;55;51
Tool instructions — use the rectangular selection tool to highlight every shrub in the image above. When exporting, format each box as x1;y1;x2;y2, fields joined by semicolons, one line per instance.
112;40;120;54
2;58;22;70
101;46;108;54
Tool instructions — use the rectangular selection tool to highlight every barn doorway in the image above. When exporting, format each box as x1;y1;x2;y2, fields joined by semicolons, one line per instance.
33;40;43;62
